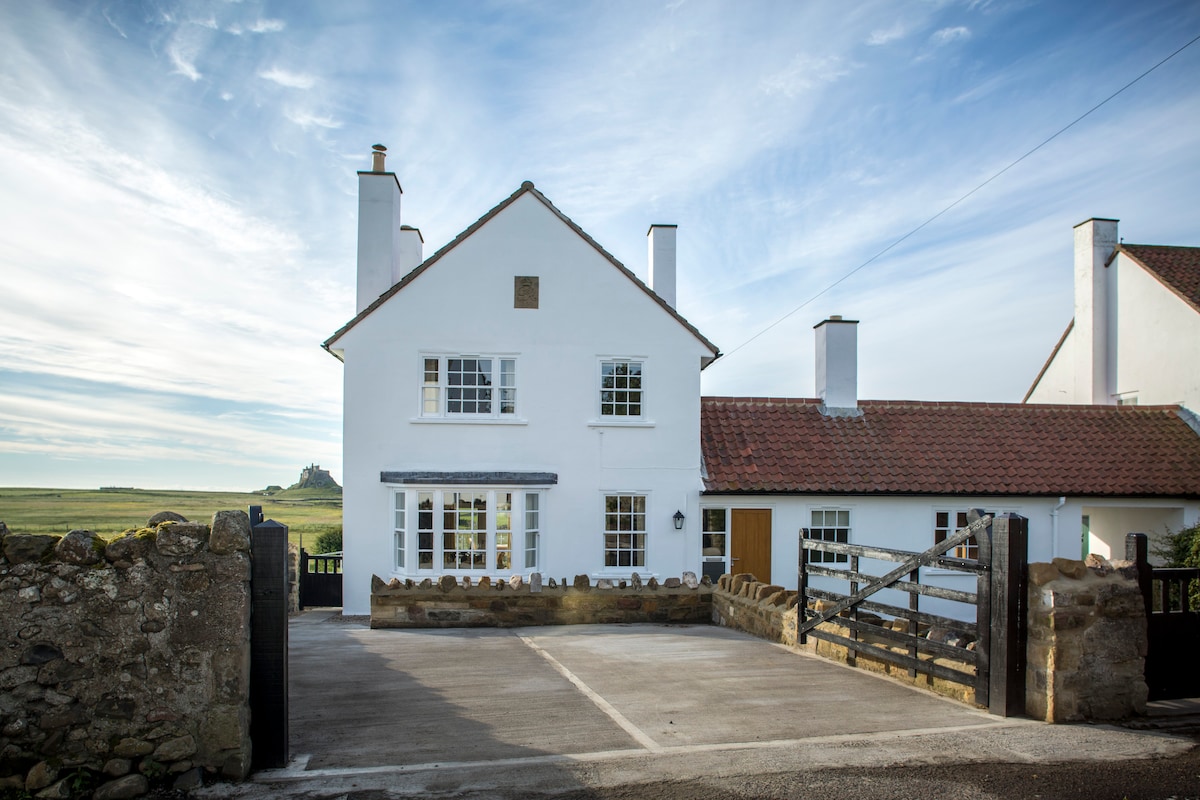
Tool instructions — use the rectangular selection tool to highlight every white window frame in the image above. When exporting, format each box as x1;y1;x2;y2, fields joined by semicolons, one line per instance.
807;508;850;564
932;507;1017;562
598;358;645;419
393;490;406;570
524;492;541;571
602;492;648;570
393;488;544;576
419;354;517;419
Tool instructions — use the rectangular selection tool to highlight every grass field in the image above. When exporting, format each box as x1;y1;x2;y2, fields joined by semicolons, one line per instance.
0;487;341;549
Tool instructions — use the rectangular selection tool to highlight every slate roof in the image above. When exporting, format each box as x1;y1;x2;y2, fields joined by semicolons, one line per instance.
1117;244;1200;313
701;397;1200;498
324;180;720;361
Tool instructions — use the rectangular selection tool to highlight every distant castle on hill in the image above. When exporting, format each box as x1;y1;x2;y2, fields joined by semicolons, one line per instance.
289;464;342;491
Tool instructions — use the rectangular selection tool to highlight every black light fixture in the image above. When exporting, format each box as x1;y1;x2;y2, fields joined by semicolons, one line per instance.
672;510;686;530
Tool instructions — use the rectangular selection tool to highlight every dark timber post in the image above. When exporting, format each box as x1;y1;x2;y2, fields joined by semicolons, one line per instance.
1125;533;1153;615
797;528;809;645
249;505;289;769
970;509;992;710
989;513;1028;717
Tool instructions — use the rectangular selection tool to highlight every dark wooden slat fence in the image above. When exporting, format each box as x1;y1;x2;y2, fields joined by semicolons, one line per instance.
1126;532;1200;701
799;511;1028;716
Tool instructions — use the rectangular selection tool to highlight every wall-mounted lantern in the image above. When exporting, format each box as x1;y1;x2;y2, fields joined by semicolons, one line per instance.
673;510;686;530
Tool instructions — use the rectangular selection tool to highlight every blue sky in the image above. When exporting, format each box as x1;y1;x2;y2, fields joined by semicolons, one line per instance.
1;1;1198;491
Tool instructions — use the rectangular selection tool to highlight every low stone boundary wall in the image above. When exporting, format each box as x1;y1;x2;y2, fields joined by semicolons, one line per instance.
0;512;253;797
1025;555;1148;722
711;573;976;704
371;572;713;628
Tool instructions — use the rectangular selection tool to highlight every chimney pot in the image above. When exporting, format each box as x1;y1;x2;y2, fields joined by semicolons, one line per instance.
371;143;388;173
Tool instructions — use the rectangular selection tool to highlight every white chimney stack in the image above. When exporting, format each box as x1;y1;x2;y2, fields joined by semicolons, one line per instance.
815;316;860;415
356;144;422;314
1073;218;1118;405
648;224;677;309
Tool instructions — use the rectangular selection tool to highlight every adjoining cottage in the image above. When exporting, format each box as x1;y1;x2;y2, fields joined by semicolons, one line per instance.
327;150;1200;617
1026;218;1200;414
699;317;1200;619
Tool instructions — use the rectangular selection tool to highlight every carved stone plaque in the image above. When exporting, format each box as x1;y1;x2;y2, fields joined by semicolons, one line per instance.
514;276;539;309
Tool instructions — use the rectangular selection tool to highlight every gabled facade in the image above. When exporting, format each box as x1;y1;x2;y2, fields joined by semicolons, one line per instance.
326;150;719;615
1025;218;1200;413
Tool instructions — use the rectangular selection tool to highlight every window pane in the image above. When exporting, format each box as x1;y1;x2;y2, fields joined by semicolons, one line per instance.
702;508;727;533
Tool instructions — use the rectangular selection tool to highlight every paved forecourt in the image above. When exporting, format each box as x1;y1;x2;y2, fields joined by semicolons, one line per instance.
287;613;999;771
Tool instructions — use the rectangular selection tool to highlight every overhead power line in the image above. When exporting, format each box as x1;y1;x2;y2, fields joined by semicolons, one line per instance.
712;30;1200;367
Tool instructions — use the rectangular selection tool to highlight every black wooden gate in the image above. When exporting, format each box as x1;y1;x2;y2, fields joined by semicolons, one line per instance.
299;549;343;609
798;511;1028;716
1126;532;1200;701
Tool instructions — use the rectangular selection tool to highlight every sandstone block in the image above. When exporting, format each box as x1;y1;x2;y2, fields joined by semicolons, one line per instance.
596;579;613;589
209;511;251;555
663;577;681;589
508;575;523;590
113;738;155;758
530;573;542;593
573;574;591;591
1052;557;1088;580
1028;562;1061;586
103;759;132;777
437;575;458;592
630;573;643;590
477;576;492;589
754;584;784;601
148;511;188;526
682;571;699;589
646;577;659;590
105;534;151;564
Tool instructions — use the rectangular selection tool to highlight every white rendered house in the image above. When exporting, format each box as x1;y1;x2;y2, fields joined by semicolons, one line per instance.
325;148;719;615
1025;217;1200;414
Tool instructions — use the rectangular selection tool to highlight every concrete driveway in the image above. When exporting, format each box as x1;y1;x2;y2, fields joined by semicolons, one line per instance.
251;611;1193;798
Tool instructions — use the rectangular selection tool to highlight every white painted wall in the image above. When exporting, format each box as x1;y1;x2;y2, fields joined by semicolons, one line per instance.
701;494;1199;621
1027;226;1200;415
1111;251;1200;412
335;192;712;614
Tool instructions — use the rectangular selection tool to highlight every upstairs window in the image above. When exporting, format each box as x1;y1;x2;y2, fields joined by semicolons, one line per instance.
600;360;643;417
422;355;516;418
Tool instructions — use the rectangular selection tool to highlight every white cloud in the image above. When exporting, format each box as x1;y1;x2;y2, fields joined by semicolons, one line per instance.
932;26;972;45
867;22;907;46
229;18;285;35
760;54;854;98
166;38;202;81
285;108;342;130
259;67;316;89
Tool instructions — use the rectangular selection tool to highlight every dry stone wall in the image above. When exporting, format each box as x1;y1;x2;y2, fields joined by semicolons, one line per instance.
0;512;253;797
1025;555;1149;722
371;572;713;628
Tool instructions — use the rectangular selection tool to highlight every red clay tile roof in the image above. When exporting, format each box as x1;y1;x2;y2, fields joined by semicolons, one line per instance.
701;397;1200;497
1117;244;1200;313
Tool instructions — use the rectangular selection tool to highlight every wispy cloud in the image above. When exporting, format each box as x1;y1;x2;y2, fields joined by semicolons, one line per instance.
229;19;285;35
867;22;908;46
259;66;316;89
760;54;854;98
284;108;342;129
932;26;972;45
166;37;202;81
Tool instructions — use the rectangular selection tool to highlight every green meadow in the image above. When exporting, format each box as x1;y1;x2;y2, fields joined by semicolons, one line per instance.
0;487;341;549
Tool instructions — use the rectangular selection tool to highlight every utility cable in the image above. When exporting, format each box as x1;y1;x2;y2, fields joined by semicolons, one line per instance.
712;30;1200;366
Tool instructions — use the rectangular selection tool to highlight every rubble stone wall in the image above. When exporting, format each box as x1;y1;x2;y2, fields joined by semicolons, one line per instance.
0;512;253;797
371;573;712;628
1025;556;1149;722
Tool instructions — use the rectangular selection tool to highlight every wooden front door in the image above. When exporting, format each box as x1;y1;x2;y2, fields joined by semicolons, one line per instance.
731;509;772;583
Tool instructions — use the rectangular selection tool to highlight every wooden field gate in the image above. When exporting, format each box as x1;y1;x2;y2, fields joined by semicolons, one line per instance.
799;511;1028;716
299;549;344;609
1126;532;1200;701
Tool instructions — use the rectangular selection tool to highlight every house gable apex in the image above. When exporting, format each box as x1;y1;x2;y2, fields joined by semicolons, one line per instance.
1114;243;1200;316
323;181;721;361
